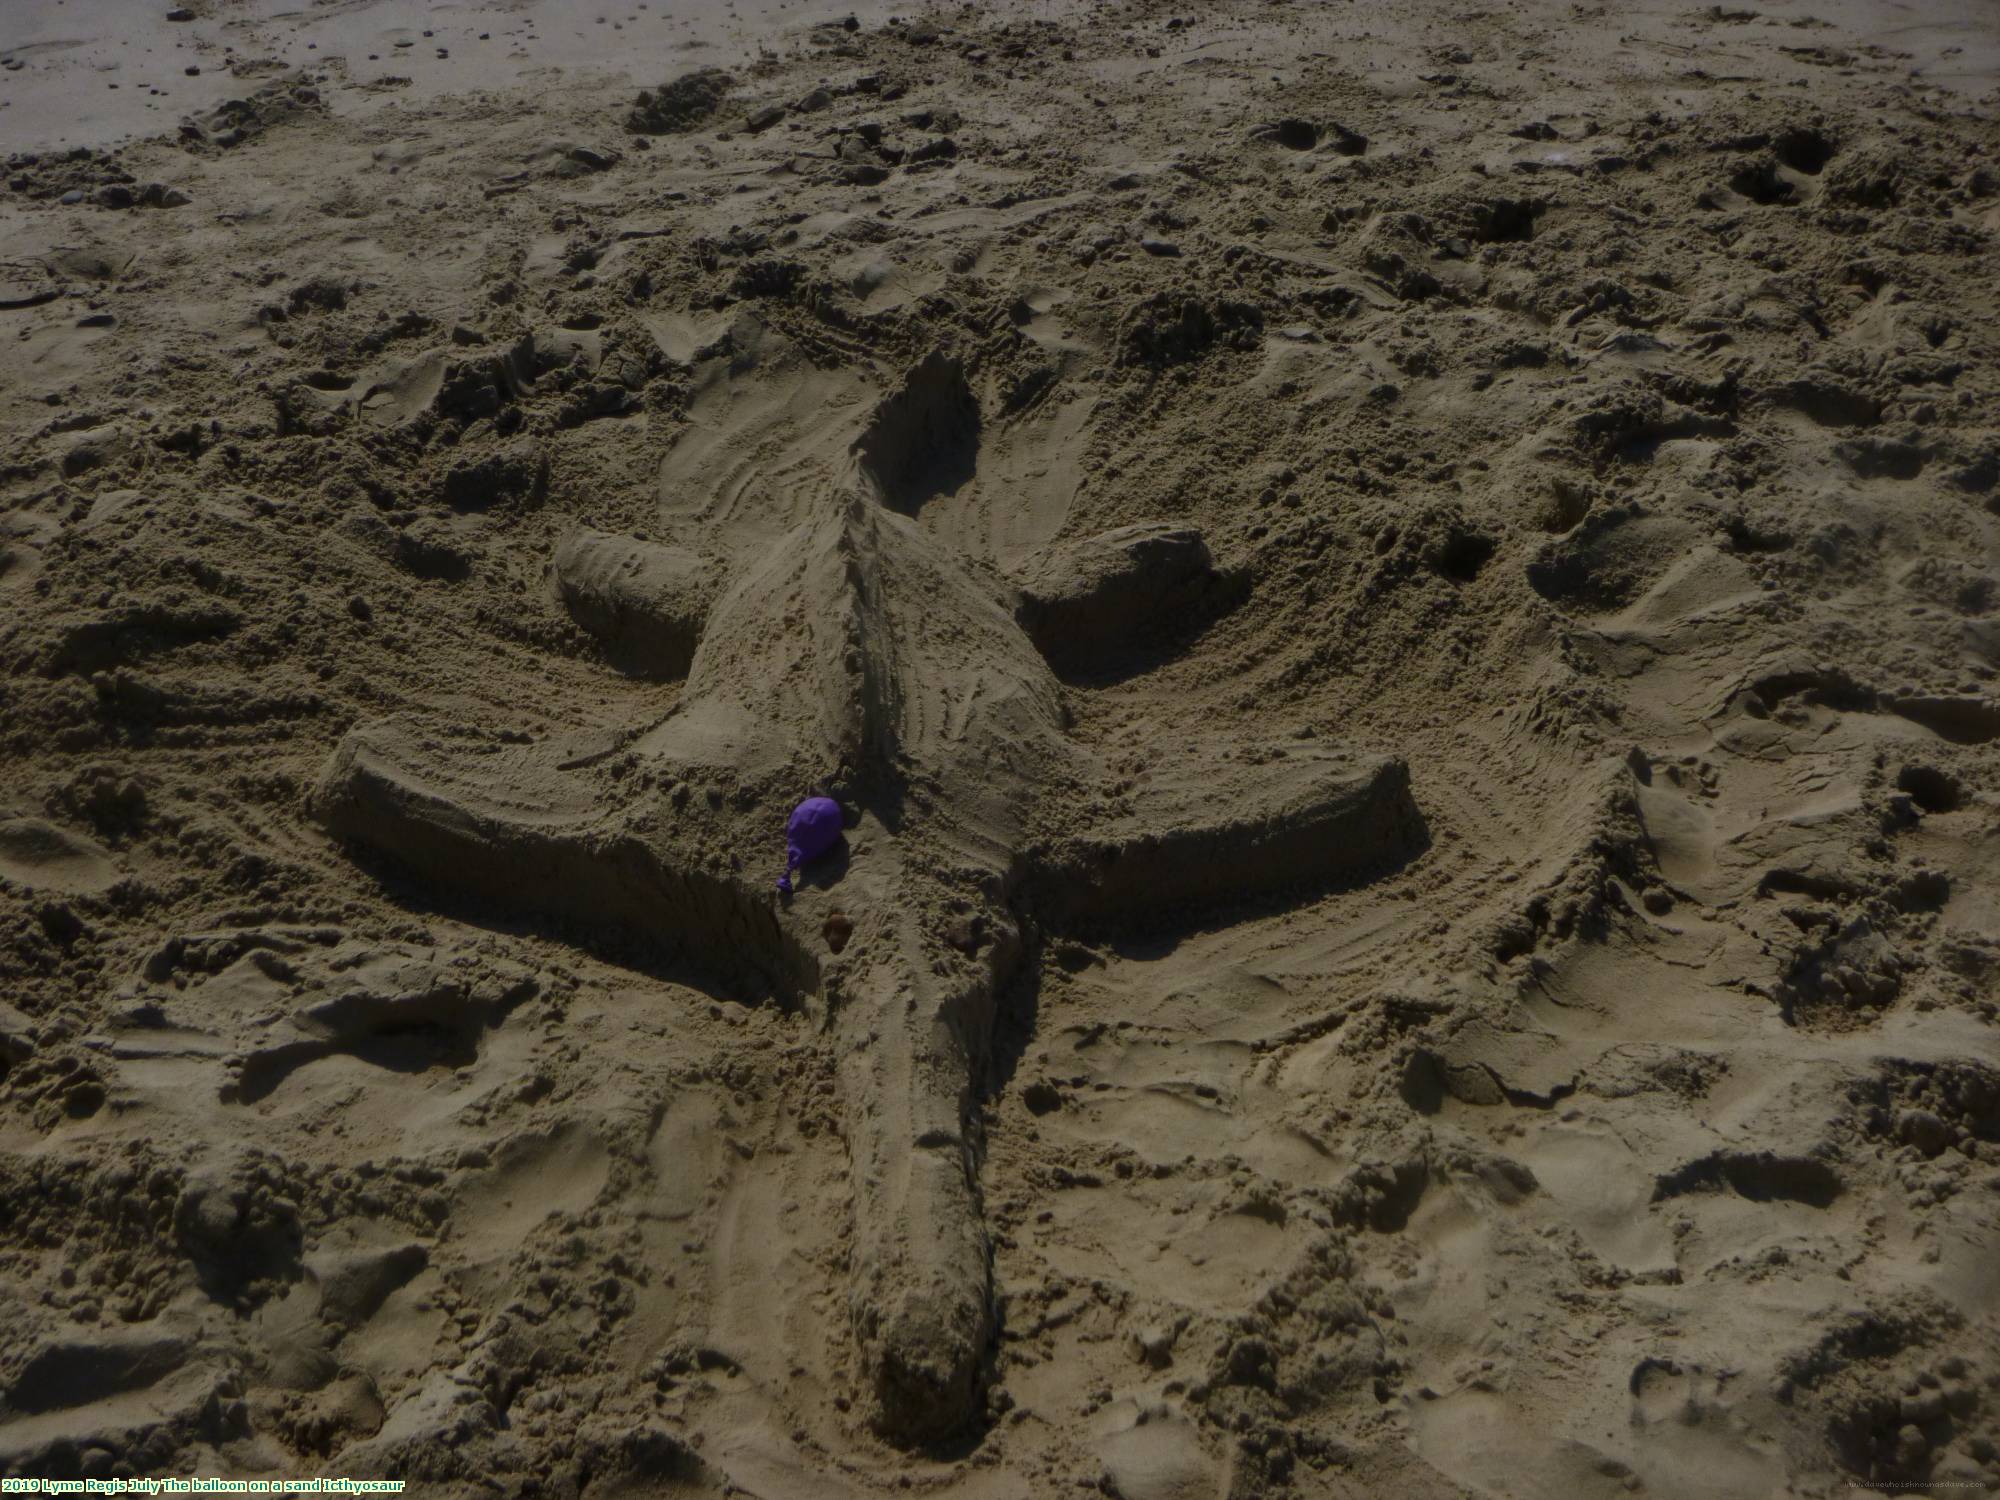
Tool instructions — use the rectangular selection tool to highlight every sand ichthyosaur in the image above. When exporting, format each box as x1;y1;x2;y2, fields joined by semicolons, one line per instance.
312;346;1421;1441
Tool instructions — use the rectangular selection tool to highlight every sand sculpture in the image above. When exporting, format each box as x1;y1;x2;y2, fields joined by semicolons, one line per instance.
313;351;1421;1439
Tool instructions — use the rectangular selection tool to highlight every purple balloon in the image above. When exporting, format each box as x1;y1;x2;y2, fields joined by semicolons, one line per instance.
777;796;844;893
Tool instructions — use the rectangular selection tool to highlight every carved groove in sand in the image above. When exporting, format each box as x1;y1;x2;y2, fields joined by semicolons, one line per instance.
311;345;1422;1441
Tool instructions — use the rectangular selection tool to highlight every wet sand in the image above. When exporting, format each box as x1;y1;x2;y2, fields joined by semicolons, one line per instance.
2;0;1999;1494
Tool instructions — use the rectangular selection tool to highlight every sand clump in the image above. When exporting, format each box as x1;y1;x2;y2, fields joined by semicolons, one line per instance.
625;70;735;136
1;0;1999;1494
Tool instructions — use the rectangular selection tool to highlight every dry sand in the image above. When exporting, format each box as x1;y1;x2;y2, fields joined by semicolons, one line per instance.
3;0;2000;1494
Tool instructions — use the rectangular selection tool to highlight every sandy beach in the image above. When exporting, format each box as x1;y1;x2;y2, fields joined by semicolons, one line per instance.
3;0;1999;1494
